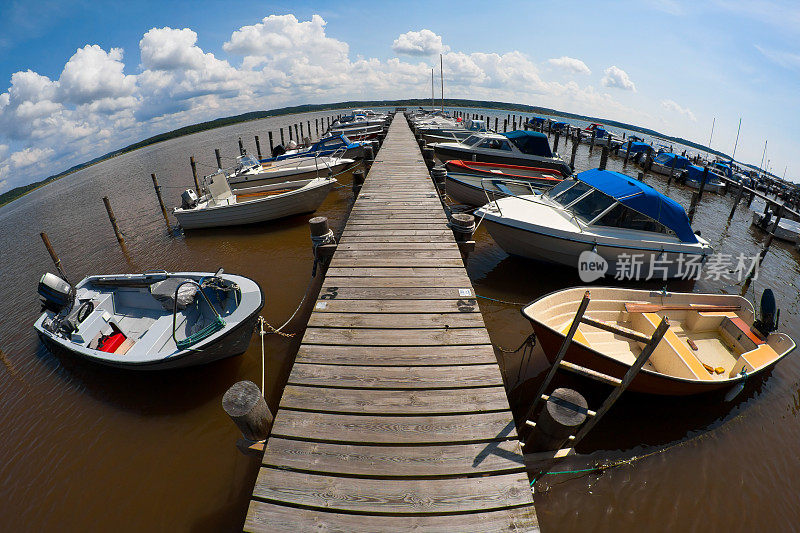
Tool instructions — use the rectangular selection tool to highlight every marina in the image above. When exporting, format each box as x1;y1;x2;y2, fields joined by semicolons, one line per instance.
2;104;800;532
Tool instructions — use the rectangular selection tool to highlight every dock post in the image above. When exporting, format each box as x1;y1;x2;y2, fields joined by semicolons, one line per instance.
450;213;476;259
255;136;262;160
103;196;128;251
352;169;365;194
40;232;70;284
288;125;293;142
431;165;446;192
697;166;708;201
570;129;579;170
215;149;222;170
527;388;588;452
553;131;560;153
512;118;516;130
294;124;299;140
238;137;245;156
364;145;375;172
310;216;337;267
422;147;435;169
307;120;311;140
623;139;631;167
189;157;200;193
222;381;273;442
599;145;609;170
729;182;745;220
503;119;507;132
688;192;699;222
494;117;498;131
280;128;285;145
300;122;304;142
746;189;755;207
150;173;172;232
268;131;274;154
668;155;677;185
590;130;596;154
638;172;645;181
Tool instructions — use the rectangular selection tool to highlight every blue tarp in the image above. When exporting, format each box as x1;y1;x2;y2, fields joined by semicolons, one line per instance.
628;142;652;154
576;169;698;243
552;121;569;128
503;130;553;157
527;116;546;124
686;165;723;185
710;162;732;177
654;153;691;169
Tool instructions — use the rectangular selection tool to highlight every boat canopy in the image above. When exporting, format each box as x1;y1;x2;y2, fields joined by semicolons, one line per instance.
465;119;486;132
687;165;722;185
628;142;652;154
654;152;691;169
576;169;698;243
503;130;553;157
527;116;546;124
552;121;569;128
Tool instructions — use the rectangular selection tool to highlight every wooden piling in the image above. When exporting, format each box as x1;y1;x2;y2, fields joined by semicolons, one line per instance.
729;182;745;220
623;139;631;167
103;196;128;250
280;128;285;145
255;136;262;160
269;131;274;153
570;129;579;170
40;232;70;284
151;173;172;232
307;121;311;139
688;192;699;222
590;130;596;154
238;137;245;156
599;145;609;170
294;124;299;140
316;119;319;135
189;157;200;193
223;380;273;442
300;122;304;141
668;155;677;185
289;126;293;141
503;119;507;132
215;149;222;170
552;131;560;153
527;388;587;453
494;117;498;131
697;166;708;201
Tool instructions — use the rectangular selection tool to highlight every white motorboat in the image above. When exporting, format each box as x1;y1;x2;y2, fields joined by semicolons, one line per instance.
174;174;336;229
34;270;263;370
474;169;713;278
752;211;800;243
227;154;354;189
683;165;725;194
650;153;692;176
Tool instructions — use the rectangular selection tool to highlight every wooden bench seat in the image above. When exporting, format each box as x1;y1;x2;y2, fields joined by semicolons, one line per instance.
632;313;713;381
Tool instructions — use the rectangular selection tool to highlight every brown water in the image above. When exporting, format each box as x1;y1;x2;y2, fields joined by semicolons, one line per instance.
0;107;798;532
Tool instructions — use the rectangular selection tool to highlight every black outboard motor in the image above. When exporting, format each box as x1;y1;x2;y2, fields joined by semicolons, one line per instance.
753;288;779;338
38;273;74;313
272;144;286;158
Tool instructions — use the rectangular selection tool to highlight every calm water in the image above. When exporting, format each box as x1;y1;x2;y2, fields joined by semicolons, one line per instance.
0;106;797;531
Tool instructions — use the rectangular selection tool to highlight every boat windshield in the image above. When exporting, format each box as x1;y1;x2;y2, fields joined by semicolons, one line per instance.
655;153;672;164
237;155;260;169
569;190;617;223
548;180;593;206
594;203;675;236
462;135;482;146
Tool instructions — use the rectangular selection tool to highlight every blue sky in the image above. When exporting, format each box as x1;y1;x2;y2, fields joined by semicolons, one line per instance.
0;0;797;191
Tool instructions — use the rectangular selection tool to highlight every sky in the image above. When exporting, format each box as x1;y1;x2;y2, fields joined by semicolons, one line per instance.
0;0;798;193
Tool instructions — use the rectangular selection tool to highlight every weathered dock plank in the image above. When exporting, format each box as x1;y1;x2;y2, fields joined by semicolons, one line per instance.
245;112;537;532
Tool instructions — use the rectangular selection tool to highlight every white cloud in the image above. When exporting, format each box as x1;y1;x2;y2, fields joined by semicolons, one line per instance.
661;99;697;121
548;56;591;75
58;45;136;106
601;66;636;91
754;44;800;71
392;29;449;56
9;147;54;168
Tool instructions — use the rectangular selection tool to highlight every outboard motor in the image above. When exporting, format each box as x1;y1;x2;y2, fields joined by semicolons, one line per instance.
38;273;74;313
753;289;779;338
272;144;286;158
181;189;199;209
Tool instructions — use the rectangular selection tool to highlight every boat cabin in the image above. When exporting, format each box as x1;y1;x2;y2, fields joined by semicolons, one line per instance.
654;153;691;170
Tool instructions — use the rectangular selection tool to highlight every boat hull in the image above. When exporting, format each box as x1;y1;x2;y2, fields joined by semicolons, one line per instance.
229;161;354;189
444;173;553;207
433;145;572;176
751;211;800;243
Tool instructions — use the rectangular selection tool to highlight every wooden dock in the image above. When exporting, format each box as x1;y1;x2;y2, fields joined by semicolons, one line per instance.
244;114;538;532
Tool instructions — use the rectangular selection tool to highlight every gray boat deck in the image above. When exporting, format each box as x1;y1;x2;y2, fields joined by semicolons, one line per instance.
244;114;538;532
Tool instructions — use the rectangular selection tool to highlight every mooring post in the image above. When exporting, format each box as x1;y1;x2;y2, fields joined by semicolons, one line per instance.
590;130;596;154
288;125;293;142
238;137;245;156
450;213;476;259
255;136;262;160
422;147;435;169
668;155;677;185
280;128;285;145
697;166;709;201
494;117;498;131
623;139;632;167
638;171;645;181
268;131;274;154
688;192;699;222
294;123;299;140
310;216;337;264
553;131;560;153
364;144;375;172
300;122;304;142
40;232;70;284
729;182;745;220
599;145;609;170
222;381;273;443
189;157;200;194
150;173;172;232
103;196;128;250
215;149;222;170
527;388;588;453
570;129;579;170
431;165;447;192
352;169;365;194
307;120;311;140
747;189;755;207
315;119;319;136
503;119;507;132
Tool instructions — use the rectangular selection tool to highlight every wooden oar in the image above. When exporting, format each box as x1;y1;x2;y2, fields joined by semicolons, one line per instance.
625;303;741;313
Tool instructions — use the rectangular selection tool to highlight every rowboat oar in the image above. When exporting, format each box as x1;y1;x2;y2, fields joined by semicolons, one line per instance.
625;303;741;313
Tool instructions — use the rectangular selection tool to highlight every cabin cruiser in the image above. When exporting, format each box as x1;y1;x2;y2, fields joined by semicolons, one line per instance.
443;160;563;207
615;141;653;161
431;130;572;176
227;154;354;189
418;119;488;144
266;134;369;161
682;165;725;194
581;123;621;148
474;169;713;278
651;153;691;176
752;211;800;243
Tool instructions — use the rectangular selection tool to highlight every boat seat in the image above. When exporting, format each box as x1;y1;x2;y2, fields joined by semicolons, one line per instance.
685;306;738;332
632;313;713;381
561;321;591;348
730;344;779;377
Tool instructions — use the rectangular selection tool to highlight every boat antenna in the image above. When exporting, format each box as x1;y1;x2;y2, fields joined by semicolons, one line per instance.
440;53;444;113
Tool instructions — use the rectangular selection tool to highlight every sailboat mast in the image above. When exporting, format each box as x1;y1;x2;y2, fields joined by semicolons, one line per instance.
731;117;741;161
431;68;434;109
759;139;767;179
440;54;444;113
708;117;715;151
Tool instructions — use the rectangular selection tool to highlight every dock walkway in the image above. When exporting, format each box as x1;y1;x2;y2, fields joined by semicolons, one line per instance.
245;114;538;532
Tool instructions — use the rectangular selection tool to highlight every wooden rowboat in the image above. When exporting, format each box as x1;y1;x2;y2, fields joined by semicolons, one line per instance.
522;287;795;395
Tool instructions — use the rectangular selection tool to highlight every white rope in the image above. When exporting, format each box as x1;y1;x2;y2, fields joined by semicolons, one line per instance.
258;316;266;393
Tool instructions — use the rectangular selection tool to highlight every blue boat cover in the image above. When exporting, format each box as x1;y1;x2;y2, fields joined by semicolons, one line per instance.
654;152;691;169
686;165;723;184
503;130;553;157
576;169;697;243
527;116;546;124
552;121;569;128
628;141;652;154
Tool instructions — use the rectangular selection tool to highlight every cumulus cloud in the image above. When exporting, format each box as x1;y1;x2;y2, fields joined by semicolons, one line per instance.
548;56;591;75
601;66;636;91
58;45;136;106
392;29;449;56
661;99;697;121
9;146;54;168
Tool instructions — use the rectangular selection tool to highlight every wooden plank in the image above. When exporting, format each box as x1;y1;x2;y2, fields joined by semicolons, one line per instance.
295;344;497;366
245;502;539;533
270;410;518;444
308;311;483;328
338;235;454;243
333;249;463;259
320;277;473;289
324;267;470;278
287;363;503;389
261;438;524;475
337;242;461;251
251;469;532;514
317;286;475;298
279;386;511;415
329;257;465;268
311;298;479;314
301;327;492;346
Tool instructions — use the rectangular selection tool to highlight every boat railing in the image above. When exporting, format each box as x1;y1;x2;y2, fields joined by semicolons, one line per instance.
171;279;226;350
480;177;585;232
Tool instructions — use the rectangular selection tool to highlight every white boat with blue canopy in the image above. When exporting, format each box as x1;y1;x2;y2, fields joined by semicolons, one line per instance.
475;169;713;278
264;134;369;161
651;153;691;176
616;140;653;161
418;118;488;144
683;164;725;194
